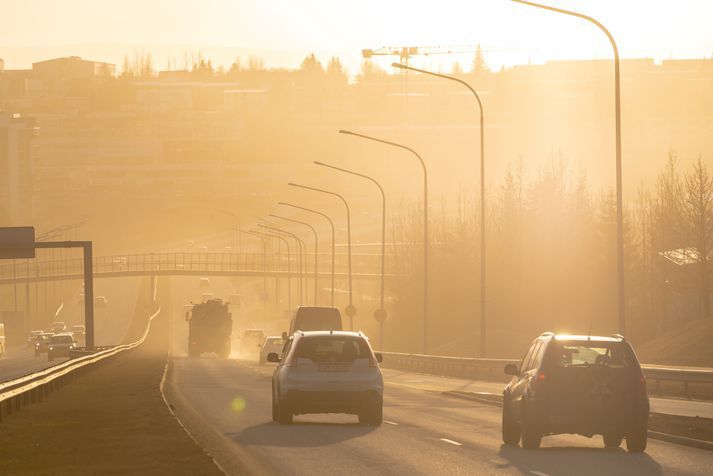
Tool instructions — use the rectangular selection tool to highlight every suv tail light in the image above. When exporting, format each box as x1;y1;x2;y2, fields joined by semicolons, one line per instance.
536;371;546;382
638;374;647;397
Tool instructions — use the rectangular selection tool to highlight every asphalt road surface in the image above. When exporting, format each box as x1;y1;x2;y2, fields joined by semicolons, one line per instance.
0;277;141;382
164;277;713;476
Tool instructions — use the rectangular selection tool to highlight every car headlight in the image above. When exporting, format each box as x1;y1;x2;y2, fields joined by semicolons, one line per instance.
49;346;54;351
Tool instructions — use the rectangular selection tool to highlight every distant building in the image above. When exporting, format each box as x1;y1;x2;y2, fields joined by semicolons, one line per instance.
0;113;36;223
0;58;4;73
32;56;115;79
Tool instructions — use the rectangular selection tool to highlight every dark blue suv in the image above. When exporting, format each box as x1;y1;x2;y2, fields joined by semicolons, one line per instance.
502;333;649;452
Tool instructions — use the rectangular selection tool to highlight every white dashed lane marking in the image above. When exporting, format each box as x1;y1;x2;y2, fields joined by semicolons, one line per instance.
439;438;463;446
383;420;399;426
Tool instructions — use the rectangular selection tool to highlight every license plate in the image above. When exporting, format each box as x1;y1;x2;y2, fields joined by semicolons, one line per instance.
318;364;347;372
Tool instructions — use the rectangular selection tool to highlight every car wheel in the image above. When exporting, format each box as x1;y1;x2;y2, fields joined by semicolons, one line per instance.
277;396;293;425
359;402;383;426
603;432;623;448
520;402;541;450
626;425;647;453
502;398;521;445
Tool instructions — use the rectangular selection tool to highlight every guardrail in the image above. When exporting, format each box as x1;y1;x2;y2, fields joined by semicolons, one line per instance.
0;278;161;421
379;352;713;399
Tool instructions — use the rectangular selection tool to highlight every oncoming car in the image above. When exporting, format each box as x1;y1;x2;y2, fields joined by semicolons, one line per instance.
47;333;77;361
502;333;649;452
270;331;383;426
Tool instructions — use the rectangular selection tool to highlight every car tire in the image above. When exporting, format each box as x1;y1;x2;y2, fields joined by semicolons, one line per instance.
603;433;623;448
626;425;647;453
502;398;521;445
277;397;293;425
271;389;278;422
359;403;383;426
520;402;541;450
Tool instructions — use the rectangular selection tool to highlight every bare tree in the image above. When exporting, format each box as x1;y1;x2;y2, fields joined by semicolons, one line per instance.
681;157;713;319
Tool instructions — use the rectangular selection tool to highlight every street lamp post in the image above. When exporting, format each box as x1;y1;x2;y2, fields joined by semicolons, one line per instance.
257;224;306;307
270;214;319;305
278;202;336;306
338;130;429;353
288;182;356;329
246;230;292;311
512;0;626;335
390;63;488;357
240;230;268;305
314;160;388;350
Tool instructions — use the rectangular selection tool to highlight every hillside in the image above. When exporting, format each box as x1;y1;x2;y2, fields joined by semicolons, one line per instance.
636;318;713;367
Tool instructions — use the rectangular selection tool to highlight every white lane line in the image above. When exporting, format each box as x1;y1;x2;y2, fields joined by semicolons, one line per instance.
384;420;399;426
440;438;463;446
529;471;549;476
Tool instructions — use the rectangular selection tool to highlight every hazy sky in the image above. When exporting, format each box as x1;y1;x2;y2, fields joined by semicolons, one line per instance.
2;0;712;72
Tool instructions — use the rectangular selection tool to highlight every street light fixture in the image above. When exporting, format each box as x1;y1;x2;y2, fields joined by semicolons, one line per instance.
278;202;336;307
512;0;626;335
270;214;319;305
314;160;388;350
338;129;429;353
390;62;488;357
288;182;357;329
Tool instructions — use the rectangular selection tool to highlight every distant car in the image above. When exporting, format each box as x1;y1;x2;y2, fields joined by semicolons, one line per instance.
240;329;265;355
94;296;108;307
47;333;76;361
259;336;284;365
198;277;211;289
502;333;649;452
34;333;54;356
50;321;66;334
71;325;86;345
270;331;383;425
27;330;44;347
201;292;214;302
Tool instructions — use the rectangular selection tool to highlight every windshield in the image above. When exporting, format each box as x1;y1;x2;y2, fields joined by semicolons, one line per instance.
294;337;372;363
546;341;635;368
50;335;74;344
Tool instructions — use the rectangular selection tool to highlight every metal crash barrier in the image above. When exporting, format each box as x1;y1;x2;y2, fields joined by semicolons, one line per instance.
379;352;713;399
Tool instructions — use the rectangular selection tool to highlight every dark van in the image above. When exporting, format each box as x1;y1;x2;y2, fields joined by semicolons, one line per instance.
288;306;343;336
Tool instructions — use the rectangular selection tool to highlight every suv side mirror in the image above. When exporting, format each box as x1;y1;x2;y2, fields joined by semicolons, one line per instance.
504;363;519;376
267;352;280;363
374;352;383;363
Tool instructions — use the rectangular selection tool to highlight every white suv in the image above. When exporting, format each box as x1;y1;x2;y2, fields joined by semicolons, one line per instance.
269;331;384;426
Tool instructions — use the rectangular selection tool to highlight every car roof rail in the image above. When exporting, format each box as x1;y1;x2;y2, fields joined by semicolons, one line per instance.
610;333;626;341
540;331;555;338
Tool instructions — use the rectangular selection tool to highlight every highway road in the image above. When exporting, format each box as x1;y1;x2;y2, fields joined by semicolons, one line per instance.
0;277;141;382
164;277;713;476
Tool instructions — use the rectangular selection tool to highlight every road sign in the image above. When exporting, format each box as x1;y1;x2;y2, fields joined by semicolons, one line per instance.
0;226;35;259
345;304;357;318
374;308;387;323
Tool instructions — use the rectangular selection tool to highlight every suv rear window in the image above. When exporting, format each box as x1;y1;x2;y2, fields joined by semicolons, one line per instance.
294;337;371;363
546;341;635;368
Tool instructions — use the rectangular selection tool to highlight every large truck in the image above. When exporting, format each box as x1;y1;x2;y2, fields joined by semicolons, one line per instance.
186;299;232;358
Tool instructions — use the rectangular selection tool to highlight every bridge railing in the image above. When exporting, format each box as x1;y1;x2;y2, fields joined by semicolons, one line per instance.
0;251;385;280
